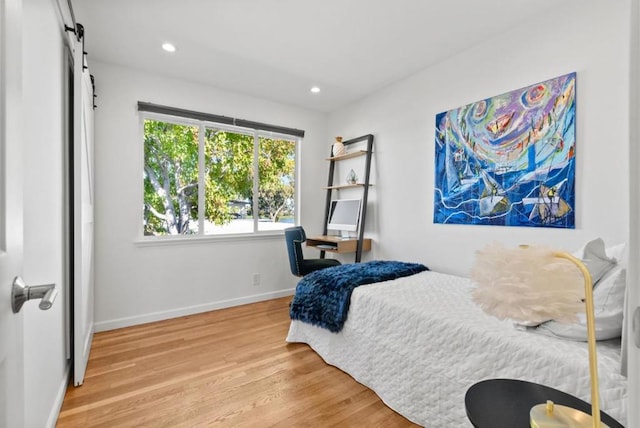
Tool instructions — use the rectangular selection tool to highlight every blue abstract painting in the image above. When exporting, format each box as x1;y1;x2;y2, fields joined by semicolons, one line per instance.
433;72;576;228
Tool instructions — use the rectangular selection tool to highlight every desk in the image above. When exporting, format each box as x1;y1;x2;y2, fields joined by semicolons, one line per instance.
465;379;623;428
306;235;371;254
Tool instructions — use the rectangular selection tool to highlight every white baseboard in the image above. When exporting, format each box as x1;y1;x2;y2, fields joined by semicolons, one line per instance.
47;362;70;428
94;288;295;332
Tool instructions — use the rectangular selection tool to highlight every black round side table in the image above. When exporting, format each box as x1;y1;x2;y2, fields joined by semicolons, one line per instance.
465;378;624;428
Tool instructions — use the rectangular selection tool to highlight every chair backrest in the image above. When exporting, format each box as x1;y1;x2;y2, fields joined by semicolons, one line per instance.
284;226;306;276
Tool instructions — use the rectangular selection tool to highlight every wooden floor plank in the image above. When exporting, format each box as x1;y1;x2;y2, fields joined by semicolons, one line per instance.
57;297;419;427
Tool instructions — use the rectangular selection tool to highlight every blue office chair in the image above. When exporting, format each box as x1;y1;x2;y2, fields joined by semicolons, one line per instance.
284;226;341;276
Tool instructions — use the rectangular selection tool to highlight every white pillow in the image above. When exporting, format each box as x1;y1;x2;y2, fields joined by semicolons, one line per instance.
572;238;617;284
574;240;626;262
536;266;626;341
606;242;626;263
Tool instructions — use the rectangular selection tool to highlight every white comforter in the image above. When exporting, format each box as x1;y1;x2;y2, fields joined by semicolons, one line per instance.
286;270;627;427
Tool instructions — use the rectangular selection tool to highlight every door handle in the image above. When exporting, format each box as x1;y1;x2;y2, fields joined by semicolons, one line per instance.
11;276;58;313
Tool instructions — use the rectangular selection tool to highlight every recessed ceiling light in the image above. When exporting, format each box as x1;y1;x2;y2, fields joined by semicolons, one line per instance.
162;43;176;53
310;86;321;93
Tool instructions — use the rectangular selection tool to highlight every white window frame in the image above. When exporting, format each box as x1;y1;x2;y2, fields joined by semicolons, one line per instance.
137;111;300;244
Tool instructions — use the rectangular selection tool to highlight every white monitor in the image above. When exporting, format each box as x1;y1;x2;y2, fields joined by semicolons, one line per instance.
327;198;362;238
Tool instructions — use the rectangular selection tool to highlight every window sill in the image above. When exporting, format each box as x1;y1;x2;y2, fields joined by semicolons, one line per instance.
134;231;285;247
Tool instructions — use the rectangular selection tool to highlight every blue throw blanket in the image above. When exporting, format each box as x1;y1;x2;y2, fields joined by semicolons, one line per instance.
289;260;428;332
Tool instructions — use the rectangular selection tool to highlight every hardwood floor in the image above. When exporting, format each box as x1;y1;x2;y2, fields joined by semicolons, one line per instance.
57;297;419;427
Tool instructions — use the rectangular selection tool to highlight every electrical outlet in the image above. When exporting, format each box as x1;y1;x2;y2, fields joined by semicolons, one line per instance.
252;273;260;286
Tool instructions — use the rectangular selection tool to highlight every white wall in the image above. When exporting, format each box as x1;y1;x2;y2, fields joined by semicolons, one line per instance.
328;1;630;276
22;0;69;426
91;62;329;329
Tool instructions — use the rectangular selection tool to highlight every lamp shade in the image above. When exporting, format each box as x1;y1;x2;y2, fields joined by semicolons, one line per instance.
471;242;585;324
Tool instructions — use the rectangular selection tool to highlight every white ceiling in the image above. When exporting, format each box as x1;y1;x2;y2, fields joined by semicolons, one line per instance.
72;0;574;112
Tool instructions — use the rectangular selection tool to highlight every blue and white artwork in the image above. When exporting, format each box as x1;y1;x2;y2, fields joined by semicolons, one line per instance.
433;72;576;228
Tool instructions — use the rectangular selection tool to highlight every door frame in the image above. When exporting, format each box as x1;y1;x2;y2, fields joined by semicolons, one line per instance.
627;1;639;425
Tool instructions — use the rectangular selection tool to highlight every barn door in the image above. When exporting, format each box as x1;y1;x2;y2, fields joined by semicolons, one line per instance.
71;42;95;386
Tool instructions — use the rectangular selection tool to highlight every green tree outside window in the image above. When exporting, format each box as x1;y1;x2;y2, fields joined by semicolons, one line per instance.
143;118;296;236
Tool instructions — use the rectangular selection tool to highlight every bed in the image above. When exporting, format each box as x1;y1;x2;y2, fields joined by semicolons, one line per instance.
286;268;628;427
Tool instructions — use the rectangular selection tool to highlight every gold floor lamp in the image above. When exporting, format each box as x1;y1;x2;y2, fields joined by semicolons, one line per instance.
471;243;604;428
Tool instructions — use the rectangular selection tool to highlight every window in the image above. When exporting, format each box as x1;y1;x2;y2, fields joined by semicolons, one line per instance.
140;104;300;238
